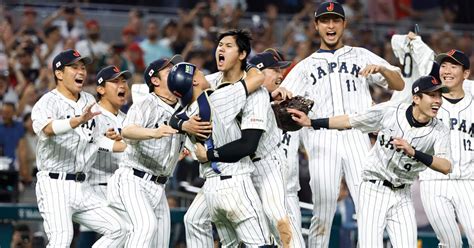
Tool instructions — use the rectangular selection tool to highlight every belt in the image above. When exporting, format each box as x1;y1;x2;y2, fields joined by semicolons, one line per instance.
220;175;232;180
49;172;86;182
133;168;168;184
369;180;405;190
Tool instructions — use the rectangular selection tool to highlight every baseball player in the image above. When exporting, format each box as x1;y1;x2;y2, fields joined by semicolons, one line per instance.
279;2;405;246
419;50;474;247
179;30;300;247
249;50;306;245
78;65;131;245
168;61;272;247
31;49;128;247
107;55;186;248
289;75;452;247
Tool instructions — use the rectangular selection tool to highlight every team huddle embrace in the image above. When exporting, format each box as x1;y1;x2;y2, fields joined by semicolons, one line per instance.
32;1;473;248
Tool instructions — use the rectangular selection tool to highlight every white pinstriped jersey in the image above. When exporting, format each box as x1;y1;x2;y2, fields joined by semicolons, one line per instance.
88;105;126;185
419;93;474;180
280;130;301;193
390;35;436;104
121;93;185;176
281;46;399;117
32;89;101;173
350;102;451;186
184;82;254;178
206;72;281;158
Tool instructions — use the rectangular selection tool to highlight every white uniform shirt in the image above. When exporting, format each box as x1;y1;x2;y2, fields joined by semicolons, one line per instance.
32;89;100;173
121;93;185;177
183;82;254;178
281;46;399;117
419;93;474;180
350;102;451;186
89;105;126;184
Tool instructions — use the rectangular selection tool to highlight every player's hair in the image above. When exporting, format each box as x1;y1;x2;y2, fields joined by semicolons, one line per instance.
53;67;65;85
217;29;252;71
412;93;424;106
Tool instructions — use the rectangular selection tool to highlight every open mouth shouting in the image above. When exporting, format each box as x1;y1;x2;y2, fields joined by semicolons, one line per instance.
326;31;337;41
431;105;440;114
217;53;225;68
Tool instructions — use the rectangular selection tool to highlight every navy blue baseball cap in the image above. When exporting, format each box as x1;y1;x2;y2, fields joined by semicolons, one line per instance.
96;65;132;86
412;75;448;95
167;62;196;107
315;1;345;20
144;55;184;87
52;49;92;71
435;49;470;69
249;51;291;70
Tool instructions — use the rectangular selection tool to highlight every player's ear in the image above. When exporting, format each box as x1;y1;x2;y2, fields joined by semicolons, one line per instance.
151;76;160;87
412;94;421;105
96;85;105;96
314;20;319;32
54;69;63;81
463;69;470;79
239;50;247;61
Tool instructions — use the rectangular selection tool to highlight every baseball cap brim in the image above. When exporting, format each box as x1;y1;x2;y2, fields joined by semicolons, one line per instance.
422;84;449;94
109;70;132;81
155;54;184;74
315;12;345;20
272;61;291;69
435;54;466;68
66;56;93;67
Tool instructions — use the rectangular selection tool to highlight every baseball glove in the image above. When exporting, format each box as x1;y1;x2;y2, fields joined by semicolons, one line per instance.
272;95;314;131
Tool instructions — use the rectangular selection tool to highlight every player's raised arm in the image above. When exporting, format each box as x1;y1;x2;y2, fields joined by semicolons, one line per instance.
360;64;405;91
42;103;101;137
122;124;178;140
242;67;265;94
390;137;451;175
287;108;352;130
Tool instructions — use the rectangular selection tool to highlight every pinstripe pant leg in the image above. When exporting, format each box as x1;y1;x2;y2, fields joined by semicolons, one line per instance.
155;189;171;248
357;181;390;248
385;188;417;248
120;177;161;248
420;181;462;247
36;177;75;248
454;180;474;247
184;190;214;247
307;132;343;248
75;206;127;248
287;194;306;247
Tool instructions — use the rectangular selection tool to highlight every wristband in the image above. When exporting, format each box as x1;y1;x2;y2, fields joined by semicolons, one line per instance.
413;149;433;166
96;137;115;153
52;119;73;134
311;118;329;130
206;149;219;162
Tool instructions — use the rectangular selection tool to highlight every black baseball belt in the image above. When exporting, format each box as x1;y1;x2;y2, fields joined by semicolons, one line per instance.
49;172;86;182
133;168;168;184
369;180;405;190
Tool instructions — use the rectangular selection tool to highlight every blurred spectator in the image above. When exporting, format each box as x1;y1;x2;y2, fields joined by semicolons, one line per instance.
394;0;421;23
0;102;25;170
17;84;38;118
10;223;32;248
75;19;109;72
125;8;144;40
172;22;195;54
121;27;138;48
368;0;396;23
0;74;19;107
124;43;145;74
139;19;173;65
342;0;364;23
15;7;44;47
39;26;63;68
412;0;443;26
441;0;474;24
17;113;37;203
194;13;216;47
43;6;85;41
